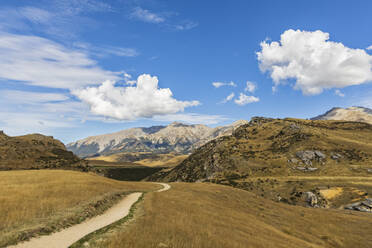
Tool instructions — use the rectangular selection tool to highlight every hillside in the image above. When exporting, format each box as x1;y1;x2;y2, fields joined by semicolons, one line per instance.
312;106;372;124
152;117;372;182
0;170;159;247
83;183;372;248
0;131;86;170
67;120;248;158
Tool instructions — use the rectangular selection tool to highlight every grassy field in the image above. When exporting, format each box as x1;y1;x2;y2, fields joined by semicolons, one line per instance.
88;152;188;167
90;182;372;248
0;170;159;247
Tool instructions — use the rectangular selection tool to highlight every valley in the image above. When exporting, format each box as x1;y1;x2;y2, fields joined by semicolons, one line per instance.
2;107;372;248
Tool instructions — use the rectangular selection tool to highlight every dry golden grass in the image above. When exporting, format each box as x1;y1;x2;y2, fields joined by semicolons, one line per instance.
89;152;188;167
0;170;159;246
136;154;188;167
97;183;372;248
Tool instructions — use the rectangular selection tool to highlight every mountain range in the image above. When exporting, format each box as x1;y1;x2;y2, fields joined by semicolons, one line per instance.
67;120;249;158
67;106;372;160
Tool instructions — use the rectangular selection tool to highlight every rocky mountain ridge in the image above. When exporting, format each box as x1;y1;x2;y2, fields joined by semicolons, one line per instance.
312;106;372;124
67;120;249;158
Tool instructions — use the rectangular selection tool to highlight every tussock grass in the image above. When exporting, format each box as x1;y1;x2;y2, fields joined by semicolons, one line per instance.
99;183;372;248
0;170;159;246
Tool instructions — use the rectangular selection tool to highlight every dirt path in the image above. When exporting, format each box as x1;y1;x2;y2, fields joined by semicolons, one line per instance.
9;183;171;248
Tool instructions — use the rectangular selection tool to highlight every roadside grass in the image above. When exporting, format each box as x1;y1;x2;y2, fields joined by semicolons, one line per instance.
98;182;372;248
0;170;159;247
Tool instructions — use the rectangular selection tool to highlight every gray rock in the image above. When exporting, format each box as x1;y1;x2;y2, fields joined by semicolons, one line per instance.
367;169;372;173
331;153;343;160
314;150;326;160
296;167;318;172
304;192;318;207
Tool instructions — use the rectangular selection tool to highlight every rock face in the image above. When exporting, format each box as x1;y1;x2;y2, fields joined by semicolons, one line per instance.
150;118;372;182
67;120;249;158
0;131;86;170
312;106;372;124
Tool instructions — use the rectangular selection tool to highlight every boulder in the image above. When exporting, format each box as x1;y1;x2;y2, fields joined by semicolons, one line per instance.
304;192;318;207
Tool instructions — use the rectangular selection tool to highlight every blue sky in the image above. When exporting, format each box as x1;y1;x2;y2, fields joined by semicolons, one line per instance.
0;0;371;143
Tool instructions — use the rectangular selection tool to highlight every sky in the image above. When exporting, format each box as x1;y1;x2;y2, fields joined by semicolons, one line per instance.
0;0;371;143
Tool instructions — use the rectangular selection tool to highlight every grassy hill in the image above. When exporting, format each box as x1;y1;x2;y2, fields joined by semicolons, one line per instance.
85;183;372;248
0;170;159;247
152;118;372;182
0;131;87;170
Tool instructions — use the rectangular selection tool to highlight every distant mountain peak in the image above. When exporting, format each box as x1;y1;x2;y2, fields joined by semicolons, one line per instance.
312;106;372;124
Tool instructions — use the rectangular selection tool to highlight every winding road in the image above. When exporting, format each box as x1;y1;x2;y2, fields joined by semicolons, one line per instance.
9;183;171;248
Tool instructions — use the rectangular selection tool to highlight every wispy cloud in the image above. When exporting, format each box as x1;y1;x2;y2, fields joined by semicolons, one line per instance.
0;32;120;89
334;89;345;97
212;81;237;88
73;42;139;57
130;7;165;24
220;92;235;104
129;6;198;31
173;21;198;31
245;81;257;93
366;45;372;50
1;90;69;104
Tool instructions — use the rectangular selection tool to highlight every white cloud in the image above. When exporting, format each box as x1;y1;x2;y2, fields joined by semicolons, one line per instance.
73;42;139;57
130;7;165;24
20;7;53;24
334;89;345;97
0;32;120;89
72;74;200;120
257;29;372;95
367;45;372;51
234;93;259;106
1;90;69;104
221;92;235;103
212;81;237;88
174;21;198;31
245;81;256;93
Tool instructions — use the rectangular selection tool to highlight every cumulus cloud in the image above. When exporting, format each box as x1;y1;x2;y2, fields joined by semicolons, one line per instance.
367;45;372;51
212;81;237;88
234;93;259;106
245;81;256;93
334;89;345;97
130;7;165;23
72;74;200;120
221;92;235;103
0;32;120;89
257;29;372;95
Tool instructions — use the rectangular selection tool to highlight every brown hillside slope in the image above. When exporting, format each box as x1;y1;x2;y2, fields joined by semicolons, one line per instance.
0;170;159;247
151;118;372;182
94;183;372;248
0;131;86;170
